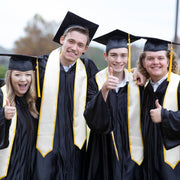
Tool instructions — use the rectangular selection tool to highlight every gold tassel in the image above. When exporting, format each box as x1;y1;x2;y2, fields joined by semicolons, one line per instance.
36;58;41;97
167;42;173;82
128;34;131;73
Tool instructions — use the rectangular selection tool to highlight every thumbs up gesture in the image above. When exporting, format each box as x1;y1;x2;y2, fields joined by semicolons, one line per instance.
4;99;16;120
150;99;162;123
104;67;119;90
101;67;119;101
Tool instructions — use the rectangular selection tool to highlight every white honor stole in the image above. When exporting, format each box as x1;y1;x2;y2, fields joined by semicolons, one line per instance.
36;48;87;157
163;72;180;169
0;85;17;179
95;68;143;165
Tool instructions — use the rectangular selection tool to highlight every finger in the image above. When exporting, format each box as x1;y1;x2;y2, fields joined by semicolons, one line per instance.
155;99;161;108
6;99;10;106
109;67;113;76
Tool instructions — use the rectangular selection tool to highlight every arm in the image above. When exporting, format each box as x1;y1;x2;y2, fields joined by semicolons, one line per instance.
132;68;147;86
0;89;12;149
161;83;180;149
85;89;112;134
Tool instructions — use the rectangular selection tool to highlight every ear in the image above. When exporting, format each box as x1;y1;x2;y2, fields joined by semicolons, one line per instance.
60;36;64;44
82;46;89;53
103;52;108;62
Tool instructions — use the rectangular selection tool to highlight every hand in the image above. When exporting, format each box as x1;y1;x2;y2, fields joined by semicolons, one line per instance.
101;67;119;101
4;99;16;120
150;99;162;123
132;68;146;86
103;67;119;91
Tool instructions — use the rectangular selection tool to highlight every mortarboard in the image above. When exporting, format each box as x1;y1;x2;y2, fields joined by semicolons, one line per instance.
93;29;141;72
0;54;41;97
142;36;180;81
142;36;180;52
53;11;99;44
0;54;37;71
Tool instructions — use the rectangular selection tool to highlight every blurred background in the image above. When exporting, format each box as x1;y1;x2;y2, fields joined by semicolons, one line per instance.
0;0;179;79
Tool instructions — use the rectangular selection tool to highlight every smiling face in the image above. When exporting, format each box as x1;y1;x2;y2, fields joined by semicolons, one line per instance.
60;30;88;66
143;50;169;82
11;70;33;97
104;48;128;75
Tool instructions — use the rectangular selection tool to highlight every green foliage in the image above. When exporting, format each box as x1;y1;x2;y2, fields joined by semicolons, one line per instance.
82;46;108;70
0;65;7;78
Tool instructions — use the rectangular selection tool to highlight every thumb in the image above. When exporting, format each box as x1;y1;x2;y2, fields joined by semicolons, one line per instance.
6;99;10;106
155;99;161;109
109;67;113;76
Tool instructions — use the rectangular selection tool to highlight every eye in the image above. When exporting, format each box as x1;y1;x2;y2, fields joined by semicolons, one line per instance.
121;54;127;58
147;57;153;61
68;39;74;44
15;73;20;77
78;43;85;48
110;54;117;57
26;73;31;77
158;56;164;60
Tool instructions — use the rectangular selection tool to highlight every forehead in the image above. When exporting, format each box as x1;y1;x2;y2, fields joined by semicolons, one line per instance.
145;50;167;57
65;30;88;44
108;47;128;54
11;70;33;74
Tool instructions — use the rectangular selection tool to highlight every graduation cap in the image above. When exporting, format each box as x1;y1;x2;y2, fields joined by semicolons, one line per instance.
143;36;180;52
53;11;99;44
0;54;41;97
142;36;180;81
93;29;141;72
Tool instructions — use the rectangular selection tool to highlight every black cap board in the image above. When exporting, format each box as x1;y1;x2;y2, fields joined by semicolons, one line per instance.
53;11;99;44
93;29;140;53
0;54;37;71
142;36;180;52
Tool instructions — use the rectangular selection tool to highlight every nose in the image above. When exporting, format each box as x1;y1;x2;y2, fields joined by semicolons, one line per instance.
71;43;78;51
116;56;124;62
20;75;26;81
153;58;159;64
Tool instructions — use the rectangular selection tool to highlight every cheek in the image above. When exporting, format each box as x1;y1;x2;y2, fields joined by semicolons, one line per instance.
27;77;32;84
142;60;149;69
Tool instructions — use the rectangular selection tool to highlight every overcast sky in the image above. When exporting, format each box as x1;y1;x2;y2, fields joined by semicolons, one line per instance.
0;0;179;49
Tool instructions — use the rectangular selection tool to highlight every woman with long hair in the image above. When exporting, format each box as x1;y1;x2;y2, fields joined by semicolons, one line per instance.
0;54;38;180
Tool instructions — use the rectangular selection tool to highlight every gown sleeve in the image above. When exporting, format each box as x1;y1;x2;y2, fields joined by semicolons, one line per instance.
0;89;11;149
84;75;112;180
161;82;180;149
84;77;112;134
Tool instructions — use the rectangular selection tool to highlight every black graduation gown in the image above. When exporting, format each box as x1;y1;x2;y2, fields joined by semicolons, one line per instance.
84;77;144;180
34;54;98;180
142;80;180;180
0;79;5;88
0;90;38;180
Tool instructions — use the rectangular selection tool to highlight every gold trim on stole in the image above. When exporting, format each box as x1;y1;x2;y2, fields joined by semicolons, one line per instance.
0;86;17;179
125;69;143;165
95;69;143;164
163;73;180;169
36;48;87;157
73;58;87;149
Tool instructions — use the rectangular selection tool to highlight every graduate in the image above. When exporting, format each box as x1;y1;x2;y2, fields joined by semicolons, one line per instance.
0;54;39;180
137;37;180;179
34;11;99;180
84;29;144;180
